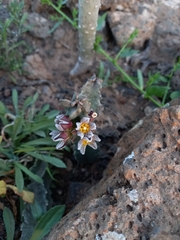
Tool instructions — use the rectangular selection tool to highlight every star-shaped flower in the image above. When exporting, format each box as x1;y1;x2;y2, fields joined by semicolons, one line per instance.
77;134;101;155
76;117;96;139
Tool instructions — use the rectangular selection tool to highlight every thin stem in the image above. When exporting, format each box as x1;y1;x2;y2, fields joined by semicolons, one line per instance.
115;30;138;61
98;47;162;107
162;79;170;106
50;2;77;28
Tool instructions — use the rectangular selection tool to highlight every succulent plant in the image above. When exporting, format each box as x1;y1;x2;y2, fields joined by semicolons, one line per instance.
50;75;103;157
70;0;101;77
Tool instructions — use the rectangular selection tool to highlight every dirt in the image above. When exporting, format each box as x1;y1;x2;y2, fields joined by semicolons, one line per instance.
0;3;153;239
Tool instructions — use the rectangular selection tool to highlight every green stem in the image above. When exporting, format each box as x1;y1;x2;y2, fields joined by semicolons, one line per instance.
98;47;162;107
115;30;138;61
50;2;77;28
162;79;170;106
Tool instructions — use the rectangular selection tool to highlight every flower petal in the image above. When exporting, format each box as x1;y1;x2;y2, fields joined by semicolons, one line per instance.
89;122;96;131
77;131;84;139
75;122;81;130
80;145;86;155
88;141;97;150
50;130;59;137
56;139;66;149
55;124;64;131
85;131;94;139
81;117;90;124
50;130;63;141
93;134;101;142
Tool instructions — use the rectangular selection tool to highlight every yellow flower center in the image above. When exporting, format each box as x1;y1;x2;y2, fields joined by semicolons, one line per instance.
82;139;89;146
79;123;90;134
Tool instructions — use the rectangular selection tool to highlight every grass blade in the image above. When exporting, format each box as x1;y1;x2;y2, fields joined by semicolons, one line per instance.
20;137;55;146
30;205;65;240
15;164;24;192
12;89;19;115
137;69;144;90
14;162;43;184
3;207;15;240
28;152;66;168
12;116;23;141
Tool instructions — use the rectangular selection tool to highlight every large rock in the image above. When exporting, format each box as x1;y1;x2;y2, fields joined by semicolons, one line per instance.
130;4;180;71
107;1;180;49
45;99;180;239
107;4;157;48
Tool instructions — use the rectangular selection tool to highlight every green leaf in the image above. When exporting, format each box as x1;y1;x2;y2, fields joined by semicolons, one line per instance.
49;20;62;34
12;116;23;141
35;104;50;118
45;110;59;119
15;164;24;192
3;207;15;240
0;147;13;159
22;92;39;112
170;91;180;100
0;159;13;174
137;69;144;90
30;199;44;221
31;119;54;132
119;48;139;58
20;137;55;146
15;146;57;153
30;205;65;240
147;72;168;87
28;152;66;168
0;101;7;114
97;12;107;31
12;89;19;115
14;162;43;184
145;85;168;98
34;130;47;138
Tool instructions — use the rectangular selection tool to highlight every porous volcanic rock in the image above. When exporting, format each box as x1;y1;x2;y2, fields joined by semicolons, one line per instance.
45;99;180;239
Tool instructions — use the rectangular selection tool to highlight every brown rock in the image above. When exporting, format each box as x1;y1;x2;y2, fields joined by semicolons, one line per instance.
45;99;180;240
26;13;51;39
107;4;157;48
23;54;53;80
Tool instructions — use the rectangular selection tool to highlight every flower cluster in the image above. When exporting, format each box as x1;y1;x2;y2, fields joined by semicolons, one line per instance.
50;112;100;155
50;114;73;149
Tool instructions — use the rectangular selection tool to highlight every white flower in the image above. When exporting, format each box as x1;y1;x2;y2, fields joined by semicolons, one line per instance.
76;117;96;139
54;114;73;131
50;130;69;149
77;134;101;155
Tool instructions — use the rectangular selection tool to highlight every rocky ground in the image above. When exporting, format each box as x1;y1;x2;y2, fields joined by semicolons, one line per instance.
0;0;180;239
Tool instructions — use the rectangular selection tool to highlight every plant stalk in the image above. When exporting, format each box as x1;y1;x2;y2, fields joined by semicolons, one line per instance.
98;47;162;107
70;0;101;77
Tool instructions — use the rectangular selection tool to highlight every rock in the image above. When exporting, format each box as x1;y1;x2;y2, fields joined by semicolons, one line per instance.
130;4;180;70
171;70;180;91
107;2;157;49
31;0;50;13
66;0;137;12
26;13;51;39
45;99;180;239
108;8;156;48
149;4;180;63
23;54;53;80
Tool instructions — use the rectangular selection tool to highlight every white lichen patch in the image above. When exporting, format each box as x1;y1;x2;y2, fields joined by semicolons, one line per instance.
123;151;135;164
161;0;180;9
127;189;138;203
95;232;126;240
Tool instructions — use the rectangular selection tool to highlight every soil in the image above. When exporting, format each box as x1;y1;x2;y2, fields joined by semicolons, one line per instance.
0;3;154;239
